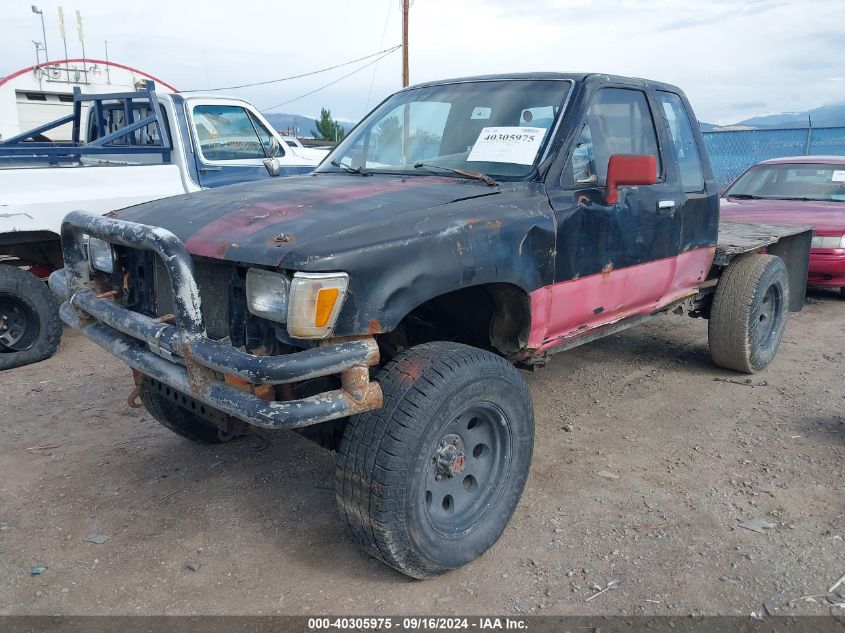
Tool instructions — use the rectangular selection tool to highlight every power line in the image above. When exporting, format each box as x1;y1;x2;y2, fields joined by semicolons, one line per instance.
364;0;394;112
263;47;400;111
180;45;402;92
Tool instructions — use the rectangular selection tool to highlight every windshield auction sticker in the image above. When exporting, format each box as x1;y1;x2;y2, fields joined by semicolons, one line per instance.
468;126;546;165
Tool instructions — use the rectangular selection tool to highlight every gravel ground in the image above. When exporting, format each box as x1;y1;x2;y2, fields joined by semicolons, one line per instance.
0;289;842;616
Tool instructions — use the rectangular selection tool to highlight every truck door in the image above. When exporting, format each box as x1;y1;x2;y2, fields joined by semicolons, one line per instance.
543;86;683;343
188;103;311;188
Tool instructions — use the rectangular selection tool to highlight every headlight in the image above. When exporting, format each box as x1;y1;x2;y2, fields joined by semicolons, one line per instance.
246;268;289;323
287;272;349;339
87;237;115;274
811;235;845;248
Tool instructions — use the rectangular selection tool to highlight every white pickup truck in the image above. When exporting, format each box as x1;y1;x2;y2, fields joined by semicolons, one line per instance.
0;83;327;369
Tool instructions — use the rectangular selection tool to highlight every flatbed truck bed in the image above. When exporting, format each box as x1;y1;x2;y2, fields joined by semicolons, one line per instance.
716;220;813;311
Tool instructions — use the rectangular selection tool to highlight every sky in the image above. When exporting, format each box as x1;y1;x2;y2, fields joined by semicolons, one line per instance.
1;0;843;125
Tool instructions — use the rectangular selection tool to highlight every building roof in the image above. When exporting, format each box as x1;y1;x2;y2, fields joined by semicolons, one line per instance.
0;58;178;92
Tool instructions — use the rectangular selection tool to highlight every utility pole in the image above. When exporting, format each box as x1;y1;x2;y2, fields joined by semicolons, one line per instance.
401;0;409;87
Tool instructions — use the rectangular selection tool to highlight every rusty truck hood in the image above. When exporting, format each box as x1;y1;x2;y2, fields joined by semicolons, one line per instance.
114;173;508;268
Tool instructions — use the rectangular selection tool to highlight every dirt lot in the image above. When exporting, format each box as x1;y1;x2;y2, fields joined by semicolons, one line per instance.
1;290;842;616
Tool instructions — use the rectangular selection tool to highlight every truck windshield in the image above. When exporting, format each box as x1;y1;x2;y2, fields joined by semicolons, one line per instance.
725;163;845;202
318;79;572;180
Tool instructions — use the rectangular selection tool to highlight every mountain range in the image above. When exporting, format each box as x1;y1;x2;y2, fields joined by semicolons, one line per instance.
263;102;845;138
262;112;356;138
702;102;845;131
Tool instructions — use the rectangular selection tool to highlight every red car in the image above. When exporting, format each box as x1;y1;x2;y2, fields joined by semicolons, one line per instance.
721;156;845;297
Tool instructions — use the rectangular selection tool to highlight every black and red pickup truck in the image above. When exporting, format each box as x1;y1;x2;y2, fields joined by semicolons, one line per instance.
50;73;812;578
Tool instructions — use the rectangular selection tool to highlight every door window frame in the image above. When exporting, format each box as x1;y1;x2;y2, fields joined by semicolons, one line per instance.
655;90;705;193
560;85;665;189
186;99;284;166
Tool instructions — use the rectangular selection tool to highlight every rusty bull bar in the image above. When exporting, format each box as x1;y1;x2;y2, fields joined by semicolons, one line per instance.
49;211;382;429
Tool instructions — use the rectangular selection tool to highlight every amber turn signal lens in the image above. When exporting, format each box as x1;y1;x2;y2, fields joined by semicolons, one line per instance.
315;287;340;327
287;272;349;338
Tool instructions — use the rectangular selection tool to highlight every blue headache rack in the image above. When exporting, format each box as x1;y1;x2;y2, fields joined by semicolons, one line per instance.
0;81;171;165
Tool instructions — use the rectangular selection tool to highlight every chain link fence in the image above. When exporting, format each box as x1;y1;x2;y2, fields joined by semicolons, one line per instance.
702;126;845;189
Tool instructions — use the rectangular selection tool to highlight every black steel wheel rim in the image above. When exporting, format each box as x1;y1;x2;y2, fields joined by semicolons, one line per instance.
756;283;783;347
422;402;513;537
0;293;40;352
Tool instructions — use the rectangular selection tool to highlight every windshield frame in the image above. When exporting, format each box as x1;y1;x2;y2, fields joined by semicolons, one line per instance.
316;78;575;182
724;162;845;203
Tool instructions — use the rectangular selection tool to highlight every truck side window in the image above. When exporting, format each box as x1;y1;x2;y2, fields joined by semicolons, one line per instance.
657;91;704;192
88;105;172;147
565;88;661;187
192;105;278;162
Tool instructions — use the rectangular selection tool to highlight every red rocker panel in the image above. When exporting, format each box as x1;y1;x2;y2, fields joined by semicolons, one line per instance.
528;247;716;351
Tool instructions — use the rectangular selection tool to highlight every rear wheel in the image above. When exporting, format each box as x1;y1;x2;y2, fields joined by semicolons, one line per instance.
708;254;789;373
0;265;62;370
335;342;534;578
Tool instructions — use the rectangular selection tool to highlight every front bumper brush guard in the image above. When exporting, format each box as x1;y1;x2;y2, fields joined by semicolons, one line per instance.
50;210;382;429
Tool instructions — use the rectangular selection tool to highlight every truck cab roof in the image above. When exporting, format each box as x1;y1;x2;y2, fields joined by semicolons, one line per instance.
165;92;257;105
403;72;684;95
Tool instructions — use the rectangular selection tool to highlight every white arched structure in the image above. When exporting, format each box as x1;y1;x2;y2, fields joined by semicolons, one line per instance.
0;58;177;141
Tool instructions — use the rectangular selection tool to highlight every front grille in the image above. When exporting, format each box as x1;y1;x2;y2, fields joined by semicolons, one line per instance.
153;257;231;340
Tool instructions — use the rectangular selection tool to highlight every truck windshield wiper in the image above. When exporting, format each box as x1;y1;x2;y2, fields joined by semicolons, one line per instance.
413;162;497;186
330;160;371;176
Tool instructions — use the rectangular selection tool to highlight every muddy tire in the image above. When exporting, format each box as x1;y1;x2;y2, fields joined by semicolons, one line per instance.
139;388;234;444
335;342;534;578
708;254;789;374
0;265;62;370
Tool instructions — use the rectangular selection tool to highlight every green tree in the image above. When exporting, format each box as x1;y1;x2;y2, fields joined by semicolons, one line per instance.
311;108;345;141
376;116;401;144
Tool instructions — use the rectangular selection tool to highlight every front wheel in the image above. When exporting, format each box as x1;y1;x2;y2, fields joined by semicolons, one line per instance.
708;254;789;373
0;265;62;370
335;342;534;578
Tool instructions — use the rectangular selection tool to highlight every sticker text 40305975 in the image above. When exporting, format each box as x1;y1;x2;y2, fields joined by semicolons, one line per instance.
467;126;546;165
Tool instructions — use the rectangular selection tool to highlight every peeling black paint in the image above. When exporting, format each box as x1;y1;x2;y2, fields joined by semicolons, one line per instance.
112;174;557;336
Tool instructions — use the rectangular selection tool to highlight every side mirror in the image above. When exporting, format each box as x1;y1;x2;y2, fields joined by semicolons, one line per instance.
263;157;281;177
605;154;657;204
269;135;282;158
